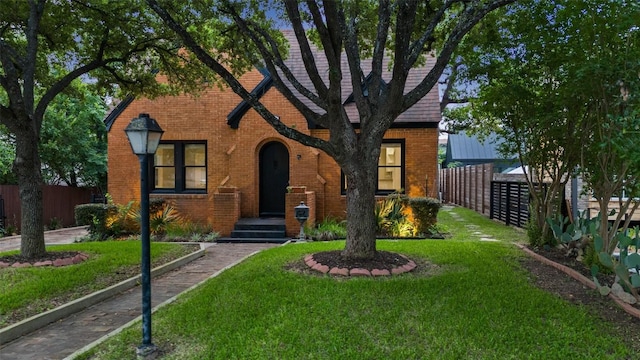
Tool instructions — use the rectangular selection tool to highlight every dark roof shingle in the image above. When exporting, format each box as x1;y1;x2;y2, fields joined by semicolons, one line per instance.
277;30;441;126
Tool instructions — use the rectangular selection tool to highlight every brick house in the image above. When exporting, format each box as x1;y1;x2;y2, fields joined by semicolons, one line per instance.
105;32;441;238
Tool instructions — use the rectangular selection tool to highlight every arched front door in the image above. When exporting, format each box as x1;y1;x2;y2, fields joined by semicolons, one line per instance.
259;141;289;217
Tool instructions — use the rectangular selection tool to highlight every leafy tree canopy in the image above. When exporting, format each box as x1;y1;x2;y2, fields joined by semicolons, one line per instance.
0;0;216;258
39;81;108;189
445;0;640;244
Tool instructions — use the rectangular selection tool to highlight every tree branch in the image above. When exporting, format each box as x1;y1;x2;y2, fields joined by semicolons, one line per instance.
341;7;370;122
283;0;328;98
385;0;418;123
219;1;327;126
146;0;335;156
369;0;392;108
402;0;516;113
23;0;46;120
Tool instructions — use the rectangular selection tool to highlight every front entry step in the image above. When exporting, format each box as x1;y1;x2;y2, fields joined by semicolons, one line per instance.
216;218;290;244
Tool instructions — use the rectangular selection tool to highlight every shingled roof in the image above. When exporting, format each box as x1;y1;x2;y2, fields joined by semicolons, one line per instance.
105;30;442;130
274;30;441;128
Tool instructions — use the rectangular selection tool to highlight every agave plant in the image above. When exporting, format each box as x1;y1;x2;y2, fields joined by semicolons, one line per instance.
129;203;182;235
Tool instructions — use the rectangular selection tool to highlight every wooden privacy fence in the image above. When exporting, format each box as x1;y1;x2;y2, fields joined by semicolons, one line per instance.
440;163;494;216
0;185;99;230
0;195;5;229
440;163;538;228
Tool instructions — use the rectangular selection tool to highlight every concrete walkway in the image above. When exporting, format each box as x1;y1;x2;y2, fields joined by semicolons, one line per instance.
0;229;279;359
0;226;89;252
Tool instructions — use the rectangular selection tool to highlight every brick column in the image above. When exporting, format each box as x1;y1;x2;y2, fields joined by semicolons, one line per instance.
213;187;241;237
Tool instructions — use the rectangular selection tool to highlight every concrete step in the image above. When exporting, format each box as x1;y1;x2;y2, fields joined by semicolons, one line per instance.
216;237;290;244
230;230;286;238
234;223;286;231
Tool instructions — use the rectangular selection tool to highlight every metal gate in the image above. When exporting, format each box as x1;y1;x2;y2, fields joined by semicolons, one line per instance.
490;181;530;228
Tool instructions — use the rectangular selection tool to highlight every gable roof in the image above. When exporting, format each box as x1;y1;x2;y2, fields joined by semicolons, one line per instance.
446;131;509;162
227;73;273;129
104;95;134;132
343;72;388;105
104;30;441;130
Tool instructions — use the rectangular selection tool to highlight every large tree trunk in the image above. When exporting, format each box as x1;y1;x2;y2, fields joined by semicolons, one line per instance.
14;126;46;258
341;149;379;260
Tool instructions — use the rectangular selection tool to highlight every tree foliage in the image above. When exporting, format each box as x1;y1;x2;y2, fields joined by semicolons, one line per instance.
148;0;515;259
0;125;17;184
39;84;108;189
0;0;211;258
446;0;640;245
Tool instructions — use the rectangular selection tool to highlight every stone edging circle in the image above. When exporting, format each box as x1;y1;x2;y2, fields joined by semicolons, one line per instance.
0;252;89;268
304;253;416;277
517;244;640;320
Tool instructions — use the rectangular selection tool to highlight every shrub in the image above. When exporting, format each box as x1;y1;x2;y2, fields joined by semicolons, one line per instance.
161;220;218;242
108;200;139;236
47;217;62;230
375;193;414;237
75;203;112;226
129;202;181;235
407;197;442;235
581;240;611;273
306;217;347;241
149;198;166;214
75;203;117;239
526;217;544;247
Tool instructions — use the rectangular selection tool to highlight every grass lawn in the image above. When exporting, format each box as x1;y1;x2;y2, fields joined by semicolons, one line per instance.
0;241;197;327
79;207;636;359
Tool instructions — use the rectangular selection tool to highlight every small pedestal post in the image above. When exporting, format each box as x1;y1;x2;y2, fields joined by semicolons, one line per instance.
294;201;310;242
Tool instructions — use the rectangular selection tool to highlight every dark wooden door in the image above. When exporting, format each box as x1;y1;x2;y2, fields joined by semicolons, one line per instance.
259;142;289;217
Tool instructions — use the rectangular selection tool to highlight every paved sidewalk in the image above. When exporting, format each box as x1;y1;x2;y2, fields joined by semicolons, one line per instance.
0;226;89;253
0;241;278;359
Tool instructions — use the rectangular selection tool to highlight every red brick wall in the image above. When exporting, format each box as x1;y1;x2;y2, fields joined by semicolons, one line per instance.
107;69;439;236
212;190;241;236
309;128;439;220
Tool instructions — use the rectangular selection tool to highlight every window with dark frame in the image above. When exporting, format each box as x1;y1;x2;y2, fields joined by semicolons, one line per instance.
152;141;207;193
341;140;405;195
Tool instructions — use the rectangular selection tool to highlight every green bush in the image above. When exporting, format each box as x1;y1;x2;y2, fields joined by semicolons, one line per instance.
110;200;139;236
75;201;140;240
47;217;62;230
128;202;181;235
375;193;414;237
525;217;544;247
306;217;347;241
74;203;117;239
149;198;166;214
161;220;218;242
581;240;612;273
407;197;442;235
75;203;108;226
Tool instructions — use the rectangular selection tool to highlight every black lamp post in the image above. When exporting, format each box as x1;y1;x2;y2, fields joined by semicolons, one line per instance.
124;113;164;357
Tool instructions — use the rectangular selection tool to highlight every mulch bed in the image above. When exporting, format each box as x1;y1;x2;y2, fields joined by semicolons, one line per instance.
521;245;640;352
0;251;87;268
311;250;409;270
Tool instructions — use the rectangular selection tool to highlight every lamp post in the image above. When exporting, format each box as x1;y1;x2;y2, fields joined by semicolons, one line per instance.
124;113;164;357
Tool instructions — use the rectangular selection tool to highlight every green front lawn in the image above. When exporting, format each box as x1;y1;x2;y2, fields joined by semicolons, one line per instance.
0;241;197;327
79;209;635;359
